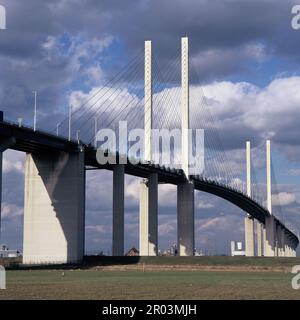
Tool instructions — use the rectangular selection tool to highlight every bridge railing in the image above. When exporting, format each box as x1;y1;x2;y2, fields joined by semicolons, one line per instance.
1;118;80;144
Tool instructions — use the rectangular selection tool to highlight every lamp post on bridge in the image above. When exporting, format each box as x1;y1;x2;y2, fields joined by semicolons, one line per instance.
94;116;98;148
33;91;37;132
76;130;80;144
56;123;60;137
68;104;72;141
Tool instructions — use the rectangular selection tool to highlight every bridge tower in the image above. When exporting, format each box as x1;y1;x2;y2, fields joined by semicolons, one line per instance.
244;141;255;256
139;40;158;256
264;140;277;257
177;37;195;256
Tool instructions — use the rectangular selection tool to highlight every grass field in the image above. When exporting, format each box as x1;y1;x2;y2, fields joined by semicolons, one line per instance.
0;256;300;300
0;269;299;300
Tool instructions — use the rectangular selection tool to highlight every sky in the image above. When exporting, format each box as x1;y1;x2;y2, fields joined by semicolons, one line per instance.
1;0;300;255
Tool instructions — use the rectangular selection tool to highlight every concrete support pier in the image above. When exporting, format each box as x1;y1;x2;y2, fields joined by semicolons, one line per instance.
286;237;296;257
23;151;85;264
284;235;290;257
292;246;297;257
245;216;254;256
264;216;276;257
257;222;263;256
112;164;125;256
139;173;158;256
263;225;267;256
280;229;286;257
177;181;194;256
277;226;285;257
286;237;292;258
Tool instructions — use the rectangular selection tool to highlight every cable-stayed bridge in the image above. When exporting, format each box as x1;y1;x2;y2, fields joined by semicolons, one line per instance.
0;37;297;264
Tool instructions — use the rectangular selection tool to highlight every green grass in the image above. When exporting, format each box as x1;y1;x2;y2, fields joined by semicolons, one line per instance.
1;256;300;300
1;269;300;300
3;256;300;269
96;256;300;267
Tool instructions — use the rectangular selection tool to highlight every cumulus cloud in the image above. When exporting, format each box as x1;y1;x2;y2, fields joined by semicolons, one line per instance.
199;77;300;162
196;199;214;209
273;192;297;206
289;169;300;176
66;75;300;160
158;219;176;235
86;225;112;234
2;150;24;173
1;0;300;123
199;215;232;232
1;202;23;219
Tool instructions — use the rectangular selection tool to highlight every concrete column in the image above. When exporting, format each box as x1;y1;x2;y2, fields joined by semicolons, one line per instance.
263;224;266;256
244;141;254;256
279;227;285;257
276;226;280;257
264;140;276;257
257;222;262;256
23;151;85;264
290;241;294;257
264;216;276;257
181;37;190;178
280;227;286;257
284;234;290;257
287;238;292;257
139;173;158;256
291;241;295;257
112;164;125;256
144;40;152;162
245;217;254;256
177;181;194;256
290;243;293;257
286;237;296;257
276;225;280;256
266;140;272;214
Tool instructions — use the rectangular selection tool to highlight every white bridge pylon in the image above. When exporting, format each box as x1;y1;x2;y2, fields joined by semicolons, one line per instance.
140;40;158;256
244;140;296;257
139;37;195;257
